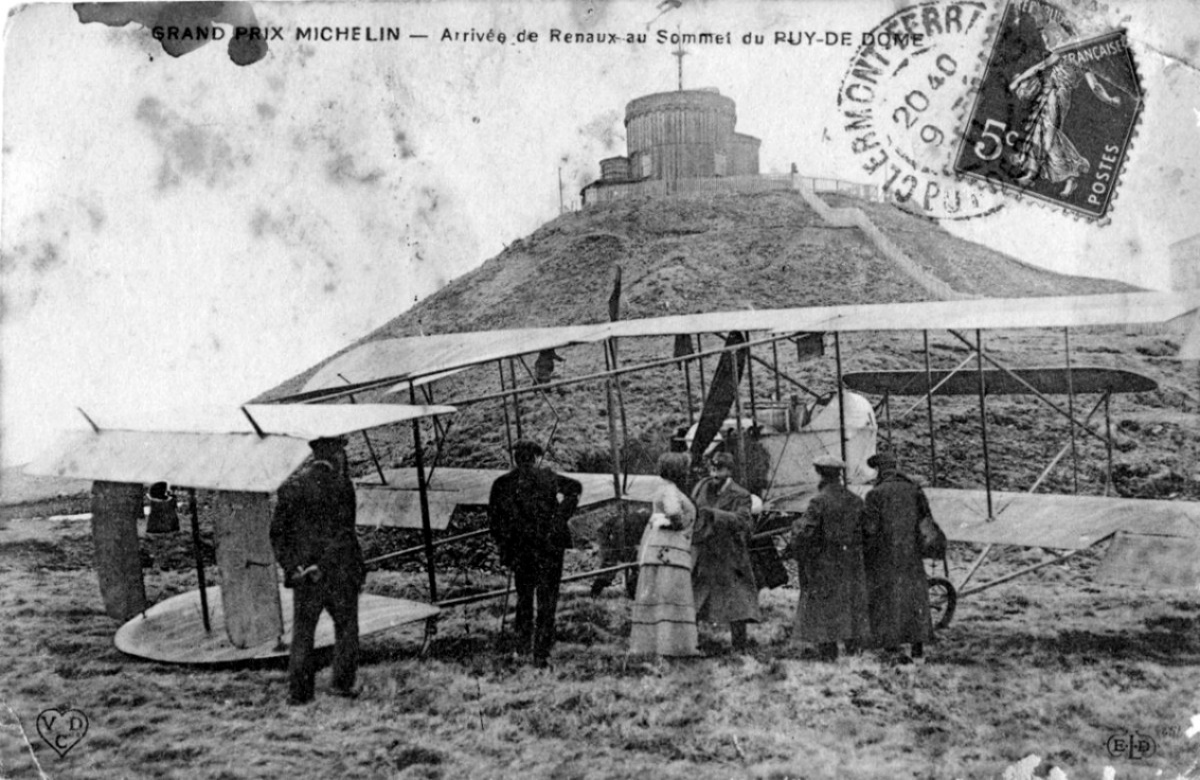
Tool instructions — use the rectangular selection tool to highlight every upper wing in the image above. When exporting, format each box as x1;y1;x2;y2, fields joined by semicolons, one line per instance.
277;291;1200;402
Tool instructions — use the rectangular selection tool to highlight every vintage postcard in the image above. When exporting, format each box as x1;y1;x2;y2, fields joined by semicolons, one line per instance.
2;1;1199;778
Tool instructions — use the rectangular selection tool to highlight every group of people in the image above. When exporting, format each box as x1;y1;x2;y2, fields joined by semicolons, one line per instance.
268;433;937;705
488;439;937;667
792;451;934;662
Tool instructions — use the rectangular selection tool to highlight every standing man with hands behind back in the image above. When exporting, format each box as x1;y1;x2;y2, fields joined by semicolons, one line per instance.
489;439;583;668
270;435;366;705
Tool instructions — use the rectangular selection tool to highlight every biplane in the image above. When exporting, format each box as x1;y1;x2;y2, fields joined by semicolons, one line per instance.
25;289;1200;662
277;289;1200;624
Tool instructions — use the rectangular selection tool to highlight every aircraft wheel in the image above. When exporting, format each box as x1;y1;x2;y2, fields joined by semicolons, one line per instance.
928;577;957;630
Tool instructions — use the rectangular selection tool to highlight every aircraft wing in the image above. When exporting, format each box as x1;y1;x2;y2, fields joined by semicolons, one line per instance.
842;367;1157;396
927;489;1200;549
24;404;456;493
77;402;455;438
603;290;1200;338
1096;532;1200;590
765;486;1200;551
299;324;611;399
355;467;670;530
275;291;1200;402
25;429;314;494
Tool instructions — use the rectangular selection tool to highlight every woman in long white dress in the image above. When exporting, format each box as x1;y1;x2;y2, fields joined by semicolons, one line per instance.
629;453;700;657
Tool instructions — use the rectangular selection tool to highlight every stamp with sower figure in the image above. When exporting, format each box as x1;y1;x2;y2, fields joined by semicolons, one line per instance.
953;0;1144;220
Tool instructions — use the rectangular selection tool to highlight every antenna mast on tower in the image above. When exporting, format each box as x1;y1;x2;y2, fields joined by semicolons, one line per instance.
672;34;688;91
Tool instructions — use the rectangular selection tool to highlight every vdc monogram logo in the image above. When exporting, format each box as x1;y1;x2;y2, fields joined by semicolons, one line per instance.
1105;732;1157;760
36;707;89;758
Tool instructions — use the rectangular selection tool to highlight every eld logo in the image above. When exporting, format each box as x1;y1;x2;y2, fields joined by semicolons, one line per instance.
1105;732;1157;760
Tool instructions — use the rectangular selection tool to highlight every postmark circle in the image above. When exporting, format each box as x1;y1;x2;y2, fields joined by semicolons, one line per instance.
834;0;1003;220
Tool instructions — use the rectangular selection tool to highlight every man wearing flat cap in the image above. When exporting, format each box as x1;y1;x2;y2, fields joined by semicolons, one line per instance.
861;451;933;662
690;450;760;652
488;439;583;666
791;454;871;661
271;435;366;704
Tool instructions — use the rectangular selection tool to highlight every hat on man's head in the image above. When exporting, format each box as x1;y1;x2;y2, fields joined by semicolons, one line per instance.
813;454;846;470
512;439;544;459
310;435;349;452
867;451;897;470
709;451;736;470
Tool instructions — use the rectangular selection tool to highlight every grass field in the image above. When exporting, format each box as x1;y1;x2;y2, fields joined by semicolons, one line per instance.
2;511;1199;780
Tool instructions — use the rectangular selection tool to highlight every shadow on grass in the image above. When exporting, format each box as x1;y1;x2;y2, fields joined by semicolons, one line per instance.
936;618;1200;667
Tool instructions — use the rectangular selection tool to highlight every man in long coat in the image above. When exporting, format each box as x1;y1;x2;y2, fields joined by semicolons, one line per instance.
861;452;933;661
791;454;871;661
488;439;583;666
691;451;760;652
270;435;366;705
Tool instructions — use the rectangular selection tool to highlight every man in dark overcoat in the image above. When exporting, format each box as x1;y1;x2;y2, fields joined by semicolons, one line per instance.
270;435;366;705
861;452;933;661
691;451;761;651
791;454;871;661
488;439;583;666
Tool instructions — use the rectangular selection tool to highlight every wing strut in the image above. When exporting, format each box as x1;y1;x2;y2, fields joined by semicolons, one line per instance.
408;383;439;607
508;359;524;440
771;341;782;400
959;549;1085;598
676;335;696;426
897;351;977;420
602;341;628;567
956;391;1113;592
882;389;892;451
748;353;820;399
514;354;563;464
497;361;515;465
746;342;758;427
948;330;1110;447
1027;392;1110;494
1064;329;1079;493
336;374;387;485
834;332;848;482
77;407;101;434
187;488;212;633
923;331;938;488
732;336;749;487
1104;392;1114;496
975;330;994;520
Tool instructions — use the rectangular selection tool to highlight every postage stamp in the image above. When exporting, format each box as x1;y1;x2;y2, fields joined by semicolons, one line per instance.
835;0;1006;220
953;1;1144;220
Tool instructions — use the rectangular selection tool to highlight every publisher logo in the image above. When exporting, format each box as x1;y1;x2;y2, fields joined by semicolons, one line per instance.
36;708;88;758
1106;732;1157;760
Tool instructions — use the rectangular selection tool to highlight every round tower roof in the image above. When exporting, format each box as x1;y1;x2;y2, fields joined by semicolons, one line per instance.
625;89;737;125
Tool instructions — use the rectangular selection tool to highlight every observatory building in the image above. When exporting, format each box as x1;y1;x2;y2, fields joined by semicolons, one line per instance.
582;88;763;206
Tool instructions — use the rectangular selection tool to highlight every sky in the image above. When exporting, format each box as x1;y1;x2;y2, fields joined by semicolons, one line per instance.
3;0;1199;467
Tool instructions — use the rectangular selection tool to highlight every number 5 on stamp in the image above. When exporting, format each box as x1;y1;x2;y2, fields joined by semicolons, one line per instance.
953;2;1143;219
